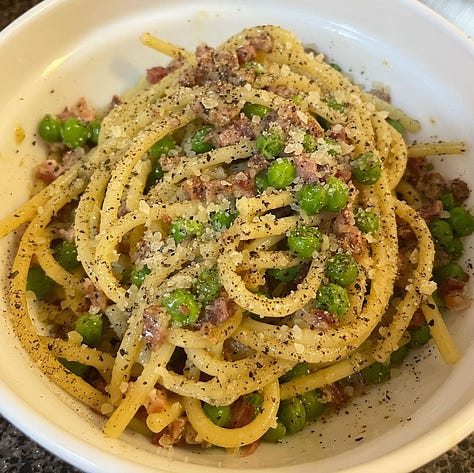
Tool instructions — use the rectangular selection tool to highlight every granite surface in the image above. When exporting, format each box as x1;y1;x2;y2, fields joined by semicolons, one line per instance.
0;1;473;472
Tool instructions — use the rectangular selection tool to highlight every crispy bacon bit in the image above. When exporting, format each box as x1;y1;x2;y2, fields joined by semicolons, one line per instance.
208;116;255;147
438;278;471;312
226;396;256;429
294;154;319;183
193;100;240;128
59;97;95;122
451;178;470;204
146;58;183;85
419;200;443;223
324;382;348;408
247;153;270;173
193;293;235;333
146;66;169;84
182;171;255;202
159;155;182;171
416;172;448;200
62;149;82;169
266;84;295;99
269;104;323;137
142;305;170;350
111;94;122;108
152;416;187;447
408;308;426;330
334;207;365;256
36;159;64;184
249;31;274;53
328;123;350;143
236;43;257;65
182;46;240;87
334;163;352;183
83;279;109;312
145;388;168;414
302;309;338;331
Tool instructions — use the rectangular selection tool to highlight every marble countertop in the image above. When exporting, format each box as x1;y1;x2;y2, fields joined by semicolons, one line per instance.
0;1;473;472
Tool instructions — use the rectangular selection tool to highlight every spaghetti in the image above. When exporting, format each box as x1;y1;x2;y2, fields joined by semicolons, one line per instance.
1;25;470;450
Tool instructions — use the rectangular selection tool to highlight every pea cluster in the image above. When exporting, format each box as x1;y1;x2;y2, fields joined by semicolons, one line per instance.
38;114;101;148
428;193;474;302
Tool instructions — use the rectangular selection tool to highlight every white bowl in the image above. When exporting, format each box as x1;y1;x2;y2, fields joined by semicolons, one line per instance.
0;1;473;472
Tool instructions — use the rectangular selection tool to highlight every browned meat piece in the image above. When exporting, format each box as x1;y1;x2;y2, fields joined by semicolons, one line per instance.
450;178;470;204
419;200;443;223
36;159;64;184
142;305;170;351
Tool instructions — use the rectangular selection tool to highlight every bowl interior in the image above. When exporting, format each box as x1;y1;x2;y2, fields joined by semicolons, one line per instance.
0;1;473;472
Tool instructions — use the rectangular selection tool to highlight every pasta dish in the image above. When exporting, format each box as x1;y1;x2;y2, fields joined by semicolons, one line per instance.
1;25;471;451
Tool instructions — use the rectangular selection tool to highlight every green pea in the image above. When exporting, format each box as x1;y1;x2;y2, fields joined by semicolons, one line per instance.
408;323;432;348
267;264;301;283
287;225;324;259
193;267;221;305
389;344;409;367
303;133;317;152
324;176;349;212
433;261;467;284
202;402;231;427
75;312;103;348
242;102;272;119
191;126;214;154
267;158;296;189
149;135;177;159
429;219;453;247
351;152;382;185
59;358;89;377
325;253;358;287
278;397;306;435
314;283;350;317
162;288;201;326
130;266;151;288
444;238;463;260
386;118;404;134
448;206;474;237
255;171;270;193
299;390;325;421
61;118;89;148
440;192;456;211
170;218;204;244
361;362;391;385
279;362;309;383
38;114;62;142
87;119;101;146
209;210;238;231
262;420;287;442
256;130;284;160
53;240;80;272
145;160;164;191
27;265;56;299
297;182;328;215
329;63;342;72
354;208;379;234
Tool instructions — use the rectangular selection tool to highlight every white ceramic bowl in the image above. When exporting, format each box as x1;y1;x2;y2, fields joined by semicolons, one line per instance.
0;1;473;472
